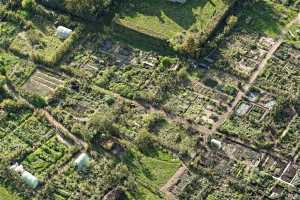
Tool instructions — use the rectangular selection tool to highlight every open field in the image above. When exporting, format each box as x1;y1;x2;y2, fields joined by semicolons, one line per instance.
116;0;232;40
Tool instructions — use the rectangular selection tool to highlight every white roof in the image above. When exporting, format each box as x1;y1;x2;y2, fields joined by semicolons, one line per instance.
236;103;251;116
56;26;72;39
211;139;222;149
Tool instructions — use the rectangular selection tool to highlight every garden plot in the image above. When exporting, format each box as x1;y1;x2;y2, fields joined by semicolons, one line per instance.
212;33;271;79
278;116;300;157
116;0;233;40
36;156;124;200
12;114;54;146
183;95;222;128
22;69;65;98
0;99;33;132
274;42;300;65
99;39;138;67
0;50;36;86
163;89;196;115
259;155;298;183
192;81;232;104
22;136;74;181
0;21;22;48
9;27;63;59
219;93;285;147
0;133;29;160
7;11;78;65
256;55;300;96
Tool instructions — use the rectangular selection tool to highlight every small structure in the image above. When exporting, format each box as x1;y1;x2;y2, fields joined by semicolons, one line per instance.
56;26;72;39
10;163;39;189
21;171;39;189
9;163;25;173
247;92;259;102
235;102;252;116
210;139;222;150
74;153;90;170
265;100;276;110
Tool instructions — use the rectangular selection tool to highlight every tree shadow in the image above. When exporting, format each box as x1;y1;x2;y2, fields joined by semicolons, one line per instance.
233;0;289;37
119;0;216;32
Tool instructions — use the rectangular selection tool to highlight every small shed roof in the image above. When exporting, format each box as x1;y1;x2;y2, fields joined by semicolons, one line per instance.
21;171;39;189
56;26;72;39
74;153;90;170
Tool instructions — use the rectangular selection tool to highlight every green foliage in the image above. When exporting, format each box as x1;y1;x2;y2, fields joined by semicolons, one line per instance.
23;92;47;108
86;109;118;144
21;0;36;12
135;129;154;153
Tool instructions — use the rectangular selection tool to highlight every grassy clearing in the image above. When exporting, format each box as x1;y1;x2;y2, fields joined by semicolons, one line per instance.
0;186;21;200
235;0;298;37
124;144;181;200
117;0;230;40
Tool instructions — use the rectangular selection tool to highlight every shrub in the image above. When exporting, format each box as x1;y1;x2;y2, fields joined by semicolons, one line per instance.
135;129;154;154
27;93;47;108
21;0;37;12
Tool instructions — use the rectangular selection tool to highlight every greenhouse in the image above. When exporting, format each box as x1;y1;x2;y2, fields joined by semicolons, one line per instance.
21;171;39;189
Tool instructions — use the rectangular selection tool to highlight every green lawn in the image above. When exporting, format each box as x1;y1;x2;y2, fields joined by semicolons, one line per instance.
124;144;181;200
117;0;231;40
0;186;21;200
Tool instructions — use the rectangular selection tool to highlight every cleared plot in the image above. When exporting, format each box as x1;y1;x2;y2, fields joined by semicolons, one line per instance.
22;70;65;98
13;114;54;145
116;0;231;40
22;136;73;180
0;50;36;86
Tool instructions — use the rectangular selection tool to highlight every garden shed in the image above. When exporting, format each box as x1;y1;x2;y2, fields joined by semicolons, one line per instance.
168;0;187;3
21;171;39;189
56;26;72;39
74;153;90;170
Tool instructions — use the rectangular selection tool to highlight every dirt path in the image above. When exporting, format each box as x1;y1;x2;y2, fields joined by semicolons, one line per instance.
160;165;188;200
4;82;88;150
95;87;211;134
39;109;89;150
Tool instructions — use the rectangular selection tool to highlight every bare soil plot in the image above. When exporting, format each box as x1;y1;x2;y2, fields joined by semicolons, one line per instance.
22;70;65;98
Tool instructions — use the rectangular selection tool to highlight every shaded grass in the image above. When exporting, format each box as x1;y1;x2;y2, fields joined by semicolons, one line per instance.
0;186;21;200
117;0;229;39
123;143;181;200
235;0;298;37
